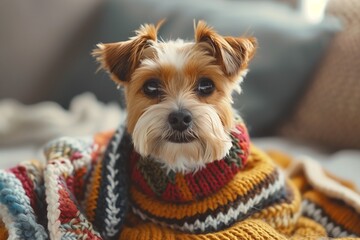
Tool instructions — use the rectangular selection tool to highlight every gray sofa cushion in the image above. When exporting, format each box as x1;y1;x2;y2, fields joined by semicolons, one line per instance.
0;0;340;136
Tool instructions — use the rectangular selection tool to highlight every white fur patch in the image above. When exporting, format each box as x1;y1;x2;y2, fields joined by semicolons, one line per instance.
234;69;249;94
141;39;193;70
154;143;207;174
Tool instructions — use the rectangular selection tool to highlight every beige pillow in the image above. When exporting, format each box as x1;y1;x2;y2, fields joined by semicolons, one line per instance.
280;0;360;149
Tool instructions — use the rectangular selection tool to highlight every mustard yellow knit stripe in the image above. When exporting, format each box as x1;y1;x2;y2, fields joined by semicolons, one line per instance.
289;217;327;240
85;158;103;222
130;145;277;220
120;217;288;240
175;174;193;202
0;220;8;240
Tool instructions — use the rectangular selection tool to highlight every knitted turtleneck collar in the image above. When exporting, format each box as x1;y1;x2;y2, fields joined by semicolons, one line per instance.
128;124;291;234
130;124;250;203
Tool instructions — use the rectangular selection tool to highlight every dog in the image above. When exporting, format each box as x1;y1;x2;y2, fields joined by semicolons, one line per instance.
0;21;355;240
93;20;256;173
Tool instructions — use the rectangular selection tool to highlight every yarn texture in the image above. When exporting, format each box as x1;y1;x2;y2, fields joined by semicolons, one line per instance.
0;123;359;239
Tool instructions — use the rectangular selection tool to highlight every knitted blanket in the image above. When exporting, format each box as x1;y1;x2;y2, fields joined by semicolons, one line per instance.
0;124;359;239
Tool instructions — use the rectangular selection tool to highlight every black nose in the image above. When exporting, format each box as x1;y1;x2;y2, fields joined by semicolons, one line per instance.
168;110;193;132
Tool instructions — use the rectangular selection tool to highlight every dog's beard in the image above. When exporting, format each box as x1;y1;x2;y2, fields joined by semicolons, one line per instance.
132;97;232;173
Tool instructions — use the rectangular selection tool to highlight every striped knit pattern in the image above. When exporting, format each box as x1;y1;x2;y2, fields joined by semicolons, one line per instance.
0;125;130;239
131;124;250;203
129;145;289;234
0;123;359;240
92;126;132;239
302;191;360;237
43;137;102;240
44;126;131;240
0;167;47;239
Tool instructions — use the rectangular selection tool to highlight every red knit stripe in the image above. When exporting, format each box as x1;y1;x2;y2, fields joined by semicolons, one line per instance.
69;152;88;200
193;170;212;198
132;169;155;198
197;166;220;195
9;166;36;210
65;175;75;195
73;167;87;201
207;161;227;188
70;152;83;162
161;183;183;202
185;173;202;199
216;160;235;183
58;179;79;224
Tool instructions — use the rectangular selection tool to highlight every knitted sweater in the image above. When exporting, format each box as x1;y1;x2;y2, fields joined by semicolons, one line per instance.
0;124;359;239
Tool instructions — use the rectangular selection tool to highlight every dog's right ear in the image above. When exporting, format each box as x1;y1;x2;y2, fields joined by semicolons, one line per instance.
92;21;163;84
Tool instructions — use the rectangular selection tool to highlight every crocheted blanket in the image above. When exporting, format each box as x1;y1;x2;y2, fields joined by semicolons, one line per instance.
0;124;359;240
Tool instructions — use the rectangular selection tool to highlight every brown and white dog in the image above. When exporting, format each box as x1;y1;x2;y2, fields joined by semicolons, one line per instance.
93;21;256;173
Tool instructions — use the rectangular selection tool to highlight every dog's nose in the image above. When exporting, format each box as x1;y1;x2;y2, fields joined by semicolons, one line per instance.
168;110;192;132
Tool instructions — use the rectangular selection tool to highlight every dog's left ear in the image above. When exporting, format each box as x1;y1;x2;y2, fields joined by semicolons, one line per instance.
93;21;163;84
195;21;257;77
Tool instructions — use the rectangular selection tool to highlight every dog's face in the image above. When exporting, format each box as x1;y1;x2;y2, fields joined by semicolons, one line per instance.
94;21;256;172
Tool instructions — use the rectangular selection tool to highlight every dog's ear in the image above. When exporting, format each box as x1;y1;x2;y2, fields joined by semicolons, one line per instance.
93;21;163;84
194;21;257;77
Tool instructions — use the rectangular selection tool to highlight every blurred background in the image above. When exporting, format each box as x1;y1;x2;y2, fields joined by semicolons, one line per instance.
0;0;359;150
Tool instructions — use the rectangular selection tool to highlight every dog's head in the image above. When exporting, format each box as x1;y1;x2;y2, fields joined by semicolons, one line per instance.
93;21;256;172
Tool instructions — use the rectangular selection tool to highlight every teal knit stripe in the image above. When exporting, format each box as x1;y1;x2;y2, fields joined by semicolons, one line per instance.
0;170;48;239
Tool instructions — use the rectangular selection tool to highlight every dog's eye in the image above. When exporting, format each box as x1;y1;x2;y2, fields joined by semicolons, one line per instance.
197;78;215;96
143;79;162;98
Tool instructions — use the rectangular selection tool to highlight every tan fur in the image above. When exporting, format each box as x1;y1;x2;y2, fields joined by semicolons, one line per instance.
92;21;164;83
195;20;257;77
94;21;257;172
